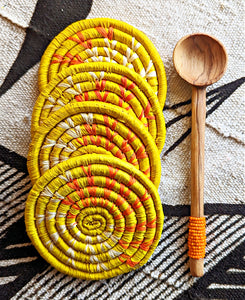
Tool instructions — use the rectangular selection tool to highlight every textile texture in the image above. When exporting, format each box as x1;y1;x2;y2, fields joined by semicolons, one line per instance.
0;0;244;299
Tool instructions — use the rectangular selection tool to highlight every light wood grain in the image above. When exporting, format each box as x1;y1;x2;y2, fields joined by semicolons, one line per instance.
191;86;206;218
173;33;228;277
190;86;206;277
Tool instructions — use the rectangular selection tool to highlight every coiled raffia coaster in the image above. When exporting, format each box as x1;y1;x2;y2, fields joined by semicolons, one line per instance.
28;102;161;186
25;154;164;280
38;18;167;109
32;62;166;150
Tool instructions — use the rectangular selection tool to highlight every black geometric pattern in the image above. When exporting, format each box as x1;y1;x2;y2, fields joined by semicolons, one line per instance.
0;0;245;298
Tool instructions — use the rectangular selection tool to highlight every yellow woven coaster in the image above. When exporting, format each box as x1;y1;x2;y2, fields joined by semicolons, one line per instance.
32;62;166;150
38;18;167;109
25;154;164;280
28;102;161;187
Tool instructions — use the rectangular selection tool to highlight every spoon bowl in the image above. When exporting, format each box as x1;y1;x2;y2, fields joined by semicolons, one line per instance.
173;33;228;86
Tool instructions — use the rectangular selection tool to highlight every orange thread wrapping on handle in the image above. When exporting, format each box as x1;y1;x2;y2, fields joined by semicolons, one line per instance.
188;216;206;259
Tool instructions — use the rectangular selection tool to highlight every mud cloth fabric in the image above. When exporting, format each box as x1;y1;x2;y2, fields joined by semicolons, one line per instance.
0;0;244;299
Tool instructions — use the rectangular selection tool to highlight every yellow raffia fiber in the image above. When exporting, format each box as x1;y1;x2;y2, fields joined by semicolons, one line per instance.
25;154;164;280
28;102;161;187
38;18;167;109
32;63;166;151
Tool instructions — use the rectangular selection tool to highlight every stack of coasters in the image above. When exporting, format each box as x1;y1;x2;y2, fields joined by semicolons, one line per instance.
26;18;167;280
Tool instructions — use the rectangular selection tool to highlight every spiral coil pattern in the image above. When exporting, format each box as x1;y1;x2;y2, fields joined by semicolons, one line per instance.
32;63;165;150
28;102;161;186
38;18;167;108
25;155;164;280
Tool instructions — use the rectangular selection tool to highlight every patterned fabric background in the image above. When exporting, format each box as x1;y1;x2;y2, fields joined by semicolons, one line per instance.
0;0;244;299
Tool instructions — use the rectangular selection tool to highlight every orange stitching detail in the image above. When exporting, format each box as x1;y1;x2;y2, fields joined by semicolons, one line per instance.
141;191;151;202
123;206;133;216
125;225;136;232
126;130;137;143
140;239;154;251
143;168;150;175
144;102;155;120
95;26;114;40
67;212;76;219
94;90;109;102
115;195;125;206
108;166;119;178
136;221;147;231
95;80;106;91
67;179;80;191
128;175;136;187
119;240;129;249
132;197;143;209
103;188;111;199
87;186;97;196
147;218;156;228
68;32;92;49
105;178;116;190
135;145;147;159
75;95;84;102
51;54;64;64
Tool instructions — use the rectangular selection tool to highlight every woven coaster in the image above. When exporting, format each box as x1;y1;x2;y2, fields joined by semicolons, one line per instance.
38;18;167;108
28;102;161;187
32;63;166;150
25;154;164;280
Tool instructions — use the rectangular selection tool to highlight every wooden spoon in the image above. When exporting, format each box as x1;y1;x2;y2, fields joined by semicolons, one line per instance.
173;33;228;277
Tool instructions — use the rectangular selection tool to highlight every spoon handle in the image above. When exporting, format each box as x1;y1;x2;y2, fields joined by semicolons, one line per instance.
189;86;206;277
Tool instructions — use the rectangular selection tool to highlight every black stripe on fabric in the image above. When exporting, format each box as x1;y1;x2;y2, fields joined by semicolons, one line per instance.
0;145;27;173
0;170;22;186
80;219;177;299
205;217;244;257
163;128;191;156
75;280;104;300
37;274;67;298
151;220;189;264
161;217;182;234
175;236;245;300
207;217;245;250
27;270;60;298
0;188;29;221
16;267;54;299
166;110;191;128
162;77;245;156
134;215;225;298
0;174;28;197
78;280;100;296
0;209;24;232
124;220;189;298
0;166;12;178
111;216;215;299
164;99;191;110
62;280;95;299
162;204;245;217
0;180;31;205
205;215;232;243
171;219;245;293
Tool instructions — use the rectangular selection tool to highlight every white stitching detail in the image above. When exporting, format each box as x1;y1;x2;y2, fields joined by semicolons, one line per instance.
65;88;80;95
132;37;141;51
66;75;74;86
57;82;71;88
81;113;93;124
41;160;50;173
